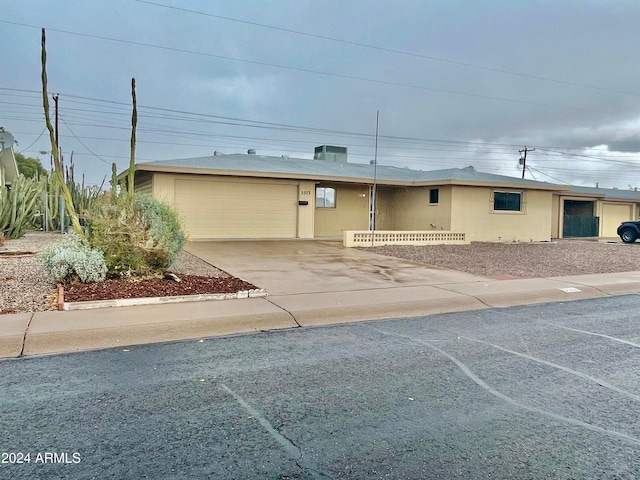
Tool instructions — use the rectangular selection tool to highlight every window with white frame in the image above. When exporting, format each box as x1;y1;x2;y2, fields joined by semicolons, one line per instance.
316;187;336;208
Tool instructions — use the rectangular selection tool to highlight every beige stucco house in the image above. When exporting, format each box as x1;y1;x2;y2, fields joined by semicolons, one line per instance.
130;146;597;242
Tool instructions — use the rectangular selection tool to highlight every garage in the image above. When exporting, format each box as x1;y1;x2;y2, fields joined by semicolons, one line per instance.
174;178;298;239
601;203;634;237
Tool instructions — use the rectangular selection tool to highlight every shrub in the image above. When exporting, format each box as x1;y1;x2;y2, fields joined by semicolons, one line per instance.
134;195;185;268
39;233;107;284
88;194;186;277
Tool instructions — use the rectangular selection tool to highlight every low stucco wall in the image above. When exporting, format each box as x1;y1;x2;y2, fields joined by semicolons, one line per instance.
344;230;468;247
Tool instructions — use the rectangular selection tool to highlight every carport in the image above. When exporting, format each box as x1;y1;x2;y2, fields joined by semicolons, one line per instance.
563;199;598;237
555;186;640;239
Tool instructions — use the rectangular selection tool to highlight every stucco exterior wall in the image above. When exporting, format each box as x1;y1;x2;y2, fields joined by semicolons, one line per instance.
146;172;557;242
389;186;452;231
314;184;370;237
551;194;560;238
450;186;553;242
297;181;315;238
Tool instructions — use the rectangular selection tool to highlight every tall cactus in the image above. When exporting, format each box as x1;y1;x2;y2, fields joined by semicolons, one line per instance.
41;28;84;239
128;77;137;206
36;157;103;232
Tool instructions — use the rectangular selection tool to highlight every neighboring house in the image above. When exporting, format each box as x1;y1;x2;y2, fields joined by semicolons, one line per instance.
130;146;571;242
0;146;19;188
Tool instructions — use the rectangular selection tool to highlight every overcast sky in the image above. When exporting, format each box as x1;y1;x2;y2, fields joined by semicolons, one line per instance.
2;0;640;188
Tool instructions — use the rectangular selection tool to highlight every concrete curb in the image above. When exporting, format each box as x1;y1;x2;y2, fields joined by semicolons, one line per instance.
22;298;295;357
2;272;640;360
0;313;31;358
549;272;640;296
268;285;487;326
437;277;610;308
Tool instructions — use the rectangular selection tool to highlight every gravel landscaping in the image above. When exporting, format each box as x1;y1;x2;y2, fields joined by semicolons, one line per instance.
2;232;640;314
0;231;238;314
368;240;640;278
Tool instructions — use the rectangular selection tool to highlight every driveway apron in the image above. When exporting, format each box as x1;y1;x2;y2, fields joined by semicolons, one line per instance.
184;241;490;325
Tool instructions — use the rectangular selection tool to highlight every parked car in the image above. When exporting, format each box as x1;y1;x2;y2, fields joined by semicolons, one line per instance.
617;221;640;243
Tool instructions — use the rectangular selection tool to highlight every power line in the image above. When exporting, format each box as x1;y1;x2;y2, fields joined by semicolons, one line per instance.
59;116;113;166
0;20;621;117
5;86;639;158
526;166;571;185
4;87;640;182
133;0;640;99
15;127;47;154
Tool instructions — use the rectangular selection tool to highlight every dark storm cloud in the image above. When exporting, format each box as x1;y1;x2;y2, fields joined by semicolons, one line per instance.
2;0;640;187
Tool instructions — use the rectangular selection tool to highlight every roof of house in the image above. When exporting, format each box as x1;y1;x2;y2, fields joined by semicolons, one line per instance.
135;153;567;190
133;152;640;201
567;185;640;201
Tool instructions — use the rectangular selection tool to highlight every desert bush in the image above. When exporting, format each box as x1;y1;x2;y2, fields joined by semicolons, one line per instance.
134;194;185;267
88;193;186;277
39;233;107;284
0;231;4;246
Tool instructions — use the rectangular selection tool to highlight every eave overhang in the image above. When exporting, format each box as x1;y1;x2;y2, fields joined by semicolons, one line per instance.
129;162;568;192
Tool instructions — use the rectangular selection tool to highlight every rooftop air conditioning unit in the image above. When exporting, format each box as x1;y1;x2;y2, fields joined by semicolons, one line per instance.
314;145;348;163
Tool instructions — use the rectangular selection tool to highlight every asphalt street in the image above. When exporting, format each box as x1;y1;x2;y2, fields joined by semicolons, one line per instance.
1;295;640;479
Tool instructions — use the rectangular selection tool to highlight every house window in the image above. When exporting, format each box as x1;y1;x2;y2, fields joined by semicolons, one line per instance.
316;187;336;208
494;191;522;211
429;188;439;204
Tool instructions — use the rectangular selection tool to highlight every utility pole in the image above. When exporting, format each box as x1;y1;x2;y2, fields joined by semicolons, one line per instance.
519;146;534;179
371;110;379;246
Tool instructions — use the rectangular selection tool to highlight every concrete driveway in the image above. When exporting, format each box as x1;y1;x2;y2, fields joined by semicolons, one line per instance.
185;240;482;295
183;240;607;326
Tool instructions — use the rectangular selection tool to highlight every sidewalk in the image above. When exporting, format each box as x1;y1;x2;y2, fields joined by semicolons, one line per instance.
2;241;640;359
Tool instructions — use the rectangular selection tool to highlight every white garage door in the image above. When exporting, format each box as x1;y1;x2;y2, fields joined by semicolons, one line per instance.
601;203;633;237
175;179;298;239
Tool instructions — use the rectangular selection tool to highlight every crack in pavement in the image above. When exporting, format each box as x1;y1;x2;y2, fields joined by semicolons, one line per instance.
457;334;640;403
368;326;640;446
266;298;302;327
547;322;640;349
19;313;34;357
220;383;334;479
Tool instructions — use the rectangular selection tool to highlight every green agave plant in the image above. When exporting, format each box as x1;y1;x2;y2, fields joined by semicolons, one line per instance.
0;174;46;239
